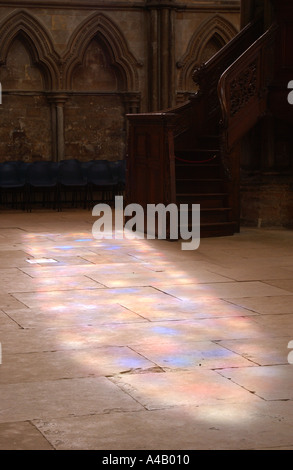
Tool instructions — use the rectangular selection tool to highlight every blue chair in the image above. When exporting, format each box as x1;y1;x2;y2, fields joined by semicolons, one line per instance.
26;161;58;211
0;161;27;210
60;159;79;162
86;160;115;206
117;159;126;189
57;159;88;210
108;160;126;195
108;161;121;196
80;161;94;179
108;161;120;183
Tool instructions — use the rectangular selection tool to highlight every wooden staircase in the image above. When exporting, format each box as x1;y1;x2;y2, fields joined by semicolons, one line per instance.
126;17;277;240
175;148;236;237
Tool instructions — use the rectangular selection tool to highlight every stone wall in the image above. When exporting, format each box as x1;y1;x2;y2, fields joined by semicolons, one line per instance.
241;176;293;228
0;0;240;163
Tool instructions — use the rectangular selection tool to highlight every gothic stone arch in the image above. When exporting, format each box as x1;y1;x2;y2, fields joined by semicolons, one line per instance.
0;9;60;90
62;12;141;92
177;15;238;95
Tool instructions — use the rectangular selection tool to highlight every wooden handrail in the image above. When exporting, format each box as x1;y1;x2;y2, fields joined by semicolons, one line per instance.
193;19;263;92
127;99;193;143
218;23;278;151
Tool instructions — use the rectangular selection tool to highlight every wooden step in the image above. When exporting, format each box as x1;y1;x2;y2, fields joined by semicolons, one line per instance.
176;178;224;193
174;140;236;238
175;150;220;163
197;135;220;147
176;193;229;207
200;222;237;238
179;206;231;223
178;220;237;239
175;163;222;179
175;148;220;153
200;208;232;223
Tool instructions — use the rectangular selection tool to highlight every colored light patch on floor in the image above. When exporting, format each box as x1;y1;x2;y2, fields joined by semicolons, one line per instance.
219;365;293;400
2;276;103;293
5;305;146;328
131;340;256;370
110;369;262;410
160;282;293;301
217;337;291;366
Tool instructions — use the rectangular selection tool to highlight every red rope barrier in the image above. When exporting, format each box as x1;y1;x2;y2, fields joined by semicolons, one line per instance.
175;154;218;164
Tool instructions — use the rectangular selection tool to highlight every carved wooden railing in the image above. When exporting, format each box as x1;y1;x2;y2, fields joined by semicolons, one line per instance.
191;17;264;137
217;23;277;226
218;23;277;156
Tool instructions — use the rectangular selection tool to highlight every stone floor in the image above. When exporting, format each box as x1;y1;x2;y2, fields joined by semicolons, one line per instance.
0;209;293;450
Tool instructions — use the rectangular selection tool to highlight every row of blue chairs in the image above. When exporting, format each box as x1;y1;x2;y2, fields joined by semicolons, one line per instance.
0;159;126;211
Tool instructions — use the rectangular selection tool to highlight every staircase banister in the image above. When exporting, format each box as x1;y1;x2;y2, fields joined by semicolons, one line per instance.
127;98;194;141
127;100;191;120
127;111;177;121
218;23;278;131
192;18;263;90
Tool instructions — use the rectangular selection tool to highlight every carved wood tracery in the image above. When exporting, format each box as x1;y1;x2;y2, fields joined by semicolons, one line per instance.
230;61;257;116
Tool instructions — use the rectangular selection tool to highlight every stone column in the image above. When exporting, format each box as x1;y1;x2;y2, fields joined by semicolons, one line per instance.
147;0;175;111
149;6;159;111
160;6;175;110
124;93;141;115
47;93;68;162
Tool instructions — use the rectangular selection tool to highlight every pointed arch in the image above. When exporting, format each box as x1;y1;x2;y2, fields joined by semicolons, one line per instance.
63;13;141;91
0;10;60;89
177;15;239;91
